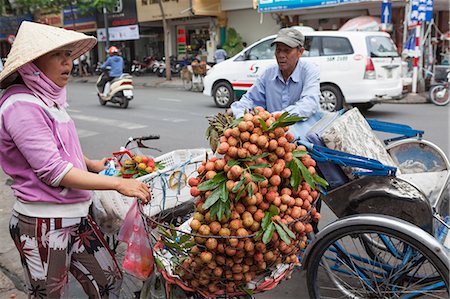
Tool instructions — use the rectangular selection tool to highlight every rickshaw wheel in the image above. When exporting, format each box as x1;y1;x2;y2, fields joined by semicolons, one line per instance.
306;215;449;299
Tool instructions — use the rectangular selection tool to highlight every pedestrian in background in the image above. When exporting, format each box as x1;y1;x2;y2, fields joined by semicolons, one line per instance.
0;21;150;298
229;27;321;136
214;46;228;64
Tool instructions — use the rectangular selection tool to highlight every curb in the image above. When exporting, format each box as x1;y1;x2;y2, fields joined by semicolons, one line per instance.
70;76;184;90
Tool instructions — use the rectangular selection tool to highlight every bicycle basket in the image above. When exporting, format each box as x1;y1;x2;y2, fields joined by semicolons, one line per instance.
91;149;212;234
144;202;314;297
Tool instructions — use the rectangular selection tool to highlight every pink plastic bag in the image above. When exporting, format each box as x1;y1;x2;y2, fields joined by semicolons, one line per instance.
118;200;154;280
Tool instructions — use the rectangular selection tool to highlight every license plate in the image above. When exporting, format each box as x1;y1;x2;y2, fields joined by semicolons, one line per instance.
386;69;393;79
123;89;133;97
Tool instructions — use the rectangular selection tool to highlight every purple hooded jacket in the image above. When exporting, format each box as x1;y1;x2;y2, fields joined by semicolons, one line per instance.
0;85;91;217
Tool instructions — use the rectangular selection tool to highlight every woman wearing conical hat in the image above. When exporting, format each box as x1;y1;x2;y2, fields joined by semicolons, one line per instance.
0;21;151;298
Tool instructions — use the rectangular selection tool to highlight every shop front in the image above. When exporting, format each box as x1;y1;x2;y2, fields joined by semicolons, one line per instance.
172;18;216;62
136;0;221;63
96;0;139;71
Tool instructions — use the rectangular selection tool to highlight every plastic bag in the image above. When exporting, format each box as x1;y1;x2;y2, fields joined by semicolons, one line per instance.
118;200;154;280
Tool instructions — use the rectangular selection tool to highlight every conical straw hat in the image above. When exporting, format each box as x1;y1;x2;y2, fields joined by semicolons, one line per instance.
0;21;97;83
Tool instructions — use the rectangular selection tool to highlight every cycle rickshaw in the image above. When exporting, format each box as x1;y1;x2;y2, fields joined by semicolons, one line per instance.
93;108;449;298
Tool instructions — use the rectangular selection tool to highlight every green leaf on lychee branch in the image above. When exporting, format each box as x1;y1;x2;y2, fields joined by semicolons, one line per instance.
262;112;305;132
262;222;275;244
274;223;291;245
197;172;227;191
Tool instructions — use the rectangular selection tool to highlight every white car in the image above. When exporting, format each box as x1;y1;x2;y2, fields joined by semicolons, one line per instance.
203;30;403;111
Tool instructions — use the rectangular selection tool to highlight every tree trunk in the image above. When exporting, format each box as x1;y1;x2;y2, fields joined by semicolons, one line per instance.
158;0;171;80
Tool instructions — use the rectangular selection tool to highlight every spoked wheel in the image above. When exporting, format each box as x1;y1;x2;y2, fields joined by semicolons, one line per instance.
306;215;449;299
429;85;450;106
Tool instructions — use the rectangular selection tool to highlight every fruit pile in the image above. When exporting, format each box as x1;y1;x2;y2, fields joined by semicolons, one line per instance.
159;108;327;296
119;155;164;178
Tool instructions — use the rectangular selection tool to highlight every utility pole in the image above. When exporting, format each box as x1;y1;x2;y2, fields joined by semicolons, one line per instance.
103;5;110;51
158;0;171;80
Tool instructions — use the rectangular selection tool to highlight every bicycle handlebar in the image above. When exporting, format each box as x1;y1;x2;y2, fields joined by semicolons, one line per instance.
138;135;160;141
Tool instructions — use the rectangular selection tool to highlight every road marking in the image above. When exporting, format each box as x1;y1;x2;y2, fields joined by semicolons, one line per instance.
71;114;147;129
161;118;187;123
67;108;81;113
76;129;99;138
158;98;182;102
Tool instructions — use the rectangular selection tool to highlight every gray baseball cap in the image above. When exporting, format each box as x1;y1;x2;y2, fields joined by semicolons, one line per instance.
271;28;305;48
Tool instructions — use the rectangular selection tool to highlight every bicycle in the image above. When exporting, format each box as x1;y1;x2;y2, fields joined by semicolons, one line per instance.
298;109;449;298
429;69;450;106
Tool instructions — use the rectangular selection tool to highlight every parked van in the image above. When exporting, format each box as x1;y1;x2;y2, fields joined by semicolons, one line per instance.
203;30;403;111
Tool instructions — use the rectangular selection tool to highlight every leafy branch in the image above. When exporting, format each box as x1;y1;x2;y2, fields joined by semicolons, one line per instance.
259;112;304;132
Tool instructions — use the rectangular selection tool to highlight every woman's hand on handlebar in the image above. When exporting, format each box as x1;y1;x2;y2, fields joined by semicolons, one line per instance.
116;178;151;204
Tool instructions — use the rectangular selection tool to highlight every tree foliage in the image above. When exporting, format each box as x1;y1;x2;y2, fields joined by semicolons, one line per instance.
222;27;244;57
5;0;117;14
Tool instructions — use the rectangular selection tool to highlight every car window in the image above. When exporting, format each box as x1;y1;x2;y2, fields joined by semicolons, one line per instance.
247;38;275;60
367;36;399;58
303;36;320;57
321;37;353;56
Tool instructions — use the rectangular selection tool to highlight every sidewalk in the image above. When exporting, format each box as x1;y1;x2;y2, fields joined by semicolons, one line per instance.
0;171;27;299
72;75;429;104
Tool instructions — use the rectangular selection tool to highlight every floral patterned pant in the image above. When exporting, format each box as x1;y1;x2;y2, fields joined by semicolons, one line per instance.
9;211;123;298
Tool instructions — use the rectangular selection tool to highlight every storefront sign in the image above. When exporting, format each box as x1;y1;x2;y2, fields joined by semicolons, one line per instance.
177;26;187;55
257;0;389;12
97;24;140;41
35;10;63;27
97;0;138;28
63;6;96;32
7;34;15;44
258;0;339;12
0;14;33;40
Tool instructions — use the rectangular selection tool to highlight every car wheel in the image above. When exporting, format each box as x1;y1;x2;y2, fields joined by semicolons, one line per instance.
320;85;343;112
353;103;374;111
213;82;234;108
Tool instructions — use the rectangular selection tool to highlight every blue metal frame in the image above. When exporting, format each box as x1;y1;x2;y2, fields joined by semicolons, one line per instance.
367;119;424;145
298;139;397;177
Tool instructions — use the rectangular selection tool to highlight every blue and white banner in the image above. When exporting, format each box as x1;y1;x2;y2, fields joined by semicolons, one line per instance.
258;0;339;12
410;0;433;22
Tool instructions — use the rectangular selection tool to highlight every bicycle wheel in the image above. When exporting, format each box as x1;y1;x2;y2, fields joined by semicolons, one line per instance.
306;215;449;299
429;85;450;106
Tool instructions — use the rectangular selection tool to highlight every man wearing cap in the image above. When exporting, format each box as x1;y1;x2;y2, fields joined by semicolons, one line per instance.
229;27;321;136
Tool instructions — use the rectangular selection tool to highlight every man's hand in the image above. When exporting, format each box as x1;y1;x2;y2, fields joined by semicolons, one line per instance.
226;108;233;116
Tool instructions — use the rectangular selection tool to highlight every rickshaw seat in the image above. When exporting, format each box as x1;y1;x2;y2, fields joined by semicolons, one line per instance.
306;133;349;189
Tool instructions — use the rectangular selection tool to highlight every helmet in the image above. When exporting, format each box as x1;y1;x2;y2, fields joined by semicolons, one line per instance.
108;46;119;55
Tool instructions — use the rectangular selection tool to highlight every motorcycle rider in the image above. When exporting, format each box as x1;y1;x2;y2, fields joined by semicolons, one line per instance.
97;46;124;96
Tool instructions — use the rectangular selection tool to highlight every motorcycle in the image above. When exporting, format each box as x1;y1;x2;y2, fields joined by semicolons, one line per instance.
429;69;450;106
131;56;156;76
157;56;187;77
96;68;134;109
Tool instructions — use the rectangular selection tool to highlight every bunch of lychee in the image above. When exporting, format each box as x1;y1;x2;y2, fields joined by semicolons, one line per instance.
176;108;322;296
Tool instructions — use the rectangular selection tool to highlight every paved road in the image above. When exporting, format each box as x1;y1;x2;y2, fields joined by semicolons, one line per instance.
0;82;448;298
